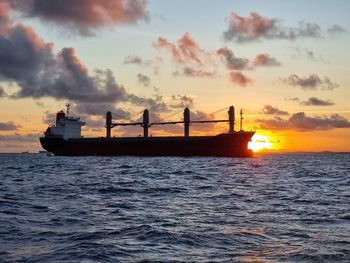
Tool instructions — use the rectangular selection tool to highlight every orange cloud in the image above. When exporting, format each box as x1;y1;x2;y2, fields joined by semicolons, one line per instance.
228;71;252;87
153;33;211;65
252;54;281;67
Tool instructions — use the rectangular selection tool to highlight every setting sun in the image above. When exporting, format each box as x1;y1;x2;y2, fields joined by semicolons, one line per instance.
248;134;273;152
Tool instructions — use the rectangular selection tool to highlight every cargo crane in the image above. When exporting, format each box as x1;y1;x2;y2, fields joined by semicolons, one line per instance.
105;106;242;138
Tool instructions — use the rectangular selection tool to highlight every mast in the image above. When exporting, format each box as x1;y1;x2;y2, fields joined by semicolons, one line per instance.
65;103;70;117
184;107;190;137
143;109;149;138
228;106;235;133
106;111;112;138
240;109;244;131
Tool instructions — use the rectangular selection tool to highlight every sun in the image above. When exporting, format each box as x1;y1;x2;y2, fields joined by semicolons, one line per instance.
248;134;273;152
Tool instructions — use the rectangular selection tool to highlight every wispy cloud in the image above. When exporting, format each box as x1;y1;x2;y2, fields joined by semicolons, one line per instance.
173;67;216;78
137;73;151;87
280;74;338;90
327;24;347;35
223;12;323;43
261;105;289;116
0;121;21;131
153;33;211;65
300;97;334;106
170;95;194;108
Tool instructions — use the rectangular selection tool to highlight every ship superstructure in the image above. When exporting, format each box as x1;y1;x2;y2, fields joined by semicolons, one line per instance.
40;105;255;157
44;104;85;140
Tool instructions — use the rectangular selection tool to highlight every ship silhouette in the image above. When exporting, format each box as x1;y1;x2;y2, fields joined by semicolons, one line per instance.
40;105;255;157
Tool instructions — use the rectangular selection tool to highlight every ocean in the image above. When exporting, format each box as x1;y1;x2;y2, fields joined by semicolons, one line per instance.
0;153;349;262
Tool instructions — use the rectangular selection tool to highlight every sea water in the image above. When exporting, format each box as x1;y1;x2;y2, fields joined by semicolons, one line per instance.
0;153;349;262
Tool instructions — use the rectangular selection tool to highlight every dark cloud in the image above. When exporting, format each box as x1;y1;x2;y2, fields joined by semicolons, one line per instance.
228;71;252;87
9;0;149;36
261;105;289;116
280;74;338;90
0;7;167;116
223;12;322;43
217;47;249;70
0;121;21;130
137;73;150;87
300;97;334;106
173;67;216;78
252;54;281;67
257;112;350;131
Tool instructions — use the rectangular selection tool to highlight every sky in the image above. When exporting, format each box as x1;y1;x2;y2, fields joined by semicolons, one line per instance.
0;0;349;152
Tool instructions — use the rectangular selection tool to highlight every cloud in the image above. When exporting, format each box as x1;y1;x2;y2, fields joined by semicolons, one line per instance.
327;24;347;35
137;73;150;87
261;105;289;116
291;47;328;63
286;97;300;102
0;121;21;130
153;33;212;65
173;67;216;78
0;7;167;116
8;0;149;36
124;55;143;65
75;103;132;118
252;54;281;67
223;12;322;43
300;97;334;106
257;112;350;131
228;71;252;87
128;94;169;112
170;95;194;108
217;47;249;70
123;55;151;67
280;74;338;90
0;86;6;97
0;132;39;142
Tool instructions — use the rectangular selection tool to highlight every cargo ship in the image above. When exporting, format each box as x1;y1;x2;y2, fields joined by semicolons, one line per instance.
40;105;255;157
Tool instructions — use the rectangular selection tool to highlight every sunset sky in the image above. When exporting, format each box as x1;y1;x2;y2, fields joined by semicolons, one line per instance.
0;0;349;152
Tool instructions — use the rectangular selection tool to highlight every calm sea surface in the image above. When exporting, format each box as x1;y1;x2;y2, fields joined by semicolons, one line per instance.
0;153;349;262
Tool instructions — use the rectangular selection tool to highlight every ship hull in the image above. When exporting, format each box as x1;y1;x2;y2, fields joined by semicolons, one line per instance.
40;132;255;157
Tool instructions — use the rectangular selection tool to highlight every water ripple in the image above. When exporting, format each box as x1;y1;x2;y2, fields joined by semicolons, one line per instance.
0;153;349;262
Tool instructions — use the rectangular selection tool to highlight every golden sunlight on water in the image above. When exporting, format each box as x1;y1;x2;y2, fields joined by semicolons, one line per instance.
248;134;273;152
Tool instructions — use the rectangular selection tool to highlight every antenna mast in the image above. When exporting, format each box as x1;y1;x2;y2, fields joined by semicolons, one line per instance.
65;103;70;117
